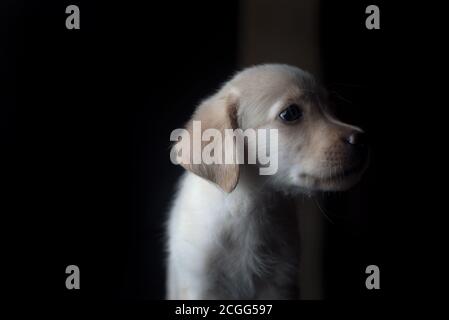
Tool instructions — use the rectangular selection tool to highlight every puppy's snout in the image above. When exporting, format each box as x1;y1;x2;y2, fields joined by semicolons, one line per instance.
344;131;367;147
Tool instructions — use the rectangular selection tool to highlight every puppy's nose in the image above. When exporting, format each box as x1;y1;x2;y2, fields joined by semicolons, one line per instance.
344;131;367;147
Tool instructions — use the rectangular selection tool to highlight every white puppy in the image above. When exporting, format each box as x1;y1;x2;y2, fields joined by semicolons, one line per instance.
166;64;368;299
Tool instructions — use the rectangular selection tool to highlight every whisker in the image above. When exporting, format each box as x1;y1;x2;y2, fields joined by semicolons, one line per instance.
312;196;335;224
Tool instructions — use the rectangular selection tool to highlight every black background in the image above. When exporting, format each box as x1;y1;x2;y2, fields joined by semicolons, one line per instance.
1;0;439;308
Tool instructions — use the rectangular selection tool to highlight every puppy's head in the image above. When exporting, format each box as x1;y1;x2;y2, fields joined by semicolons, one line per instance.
173;64;369;193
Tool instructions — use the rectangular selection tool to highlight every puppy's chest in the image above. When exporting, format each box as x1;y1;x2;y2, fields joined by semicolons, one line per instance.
205;204;299;298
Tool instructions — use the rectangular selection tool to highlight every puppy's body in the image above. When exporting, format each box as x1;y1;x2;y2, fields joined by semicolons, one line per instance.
166;64;368;299
167;169;300;299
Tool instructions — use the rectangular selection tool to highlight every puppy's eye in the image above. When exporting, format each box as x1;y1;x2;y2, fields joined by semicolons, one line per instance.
279;104;303;122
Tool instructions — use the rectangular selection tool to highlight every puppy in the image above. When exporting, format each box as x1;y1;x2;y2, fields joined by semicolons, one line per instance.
166;64;368;299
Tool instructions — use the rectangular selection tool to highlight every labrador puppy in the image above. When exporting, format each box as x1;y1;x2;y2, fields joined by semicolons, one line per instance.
166;64;368;299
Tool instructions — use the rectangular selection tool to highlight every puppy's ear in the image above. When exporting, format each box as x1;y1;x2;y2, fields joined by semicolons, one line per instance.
172;91;240;193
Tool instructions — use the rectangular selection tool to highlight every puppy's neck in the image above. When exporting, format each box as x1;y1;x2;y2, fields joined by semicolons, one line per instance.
223;165;284;216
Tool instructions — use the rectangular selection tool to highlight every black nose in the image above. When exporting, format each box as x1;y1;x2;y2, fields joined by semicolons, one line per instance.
344;131;367;147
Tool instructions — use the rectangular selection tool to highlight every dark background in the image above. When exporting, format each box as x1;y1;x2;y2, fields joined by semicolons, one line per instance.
1;0;436;304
